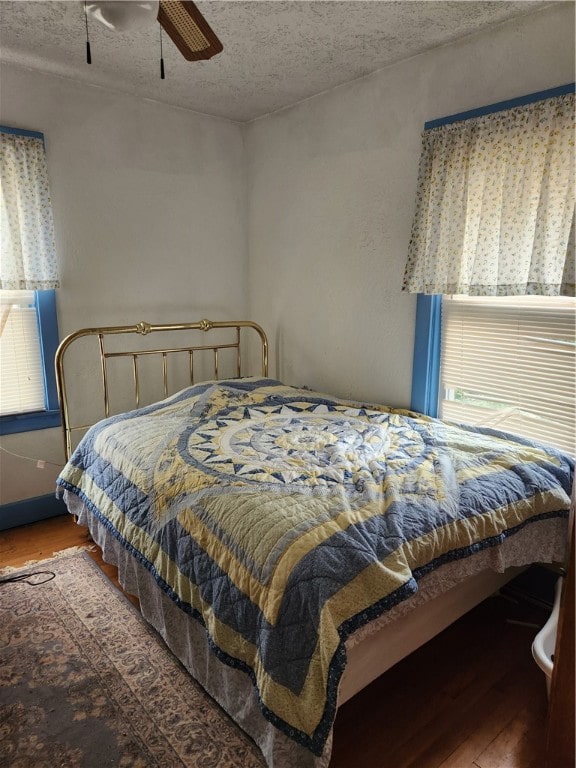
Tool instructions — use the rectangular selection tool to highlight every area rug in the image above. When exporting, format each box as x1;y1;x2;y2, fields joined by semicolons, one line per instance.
0;551;265;768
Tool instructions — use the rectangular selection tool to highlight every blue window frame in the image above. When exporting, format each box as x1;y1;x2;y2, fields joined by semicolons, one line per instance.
409;82;575;417
410;294;442;417
0;289;61;434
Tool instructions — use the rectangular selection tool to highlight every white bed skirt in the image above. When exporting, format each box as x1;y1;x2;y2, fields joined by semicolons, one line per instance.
64;491;567;768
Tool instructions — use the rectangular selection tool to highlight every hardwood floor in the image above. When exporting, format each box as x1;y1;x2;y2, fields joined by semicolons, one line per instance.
0;513;91;567
1;514;552;768
331;597;547;768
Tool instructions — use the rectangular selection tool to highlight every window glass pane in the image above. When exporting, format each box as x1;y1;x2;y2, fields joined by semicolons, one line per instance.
0;290;45;415
440;295;576;455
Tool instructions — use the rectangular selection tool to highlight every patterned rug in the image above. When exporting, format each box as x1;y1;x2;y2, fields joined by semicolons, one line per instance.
0;551;264;767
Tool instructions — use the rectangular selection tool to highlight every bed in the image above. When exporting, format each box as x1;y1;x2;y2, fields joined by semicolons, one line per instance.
55;318;573;768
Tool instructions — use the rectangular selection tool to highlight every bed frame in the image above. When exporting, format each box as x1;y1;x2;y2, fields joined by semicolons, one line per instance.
55;317;567;766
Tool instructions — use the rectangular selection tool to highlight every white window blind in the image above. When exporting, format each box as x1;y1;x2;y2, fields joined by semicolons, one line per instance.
440;295;576;456
0;290;46;416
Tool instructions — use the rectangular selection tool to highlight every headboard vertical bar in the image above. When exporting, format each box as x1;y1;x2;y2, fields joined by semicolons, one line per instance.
261;329;268;377
189;350;194;384
132;355;140;408
55;349;71;460
162;352;168;397
236;327;241;377
99;334;110;418
214;348;219;380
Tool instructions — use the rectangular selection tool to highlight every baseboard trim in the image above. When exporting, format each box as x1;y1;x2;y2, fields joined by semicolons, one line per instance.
0;494;67;531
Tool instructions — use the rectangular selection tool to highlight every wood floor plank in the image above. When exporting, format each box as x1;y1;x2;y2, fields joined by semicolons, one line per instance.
391;666;524;768
0;514;89;568
473;703;545;768
410;682;515;768
436;668;545;768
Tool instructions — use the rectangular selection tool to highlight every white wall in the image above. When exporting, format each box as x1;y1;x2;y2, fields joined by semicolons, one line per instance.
246;4;575;406
0;66;248;503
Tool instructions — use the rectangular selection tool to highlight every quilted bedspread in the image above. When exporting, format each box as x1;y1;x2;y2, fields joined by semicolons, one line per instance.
57;378;573;755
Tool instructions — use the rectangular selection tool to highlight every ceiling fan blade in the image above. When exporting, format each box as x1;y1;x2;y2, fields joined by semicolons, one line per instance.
158;1;223;61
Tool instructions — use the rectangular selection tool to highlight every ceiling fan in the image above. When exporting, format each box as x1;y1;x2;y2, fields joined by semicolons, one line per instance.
85;1;223;61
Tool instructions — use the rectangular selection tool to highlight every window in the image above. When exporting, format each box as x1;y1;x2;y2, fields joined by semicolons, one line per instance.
440;295;575;455
0;126;60;434
0;289;60;433
408;84;575;456
1;290;45;414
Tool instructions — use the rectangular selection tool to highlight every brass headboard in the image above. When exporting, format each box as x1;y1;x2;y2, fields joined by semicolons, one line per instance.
55;319;268;461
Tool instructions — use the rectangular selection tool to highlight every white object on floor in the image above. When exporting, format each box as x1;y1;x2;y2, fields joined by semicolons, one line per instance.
532;577;563;698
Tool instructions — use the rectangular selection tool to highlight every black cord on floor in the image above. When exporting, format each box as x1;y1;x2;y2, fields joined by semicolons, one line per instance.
0;571;56;586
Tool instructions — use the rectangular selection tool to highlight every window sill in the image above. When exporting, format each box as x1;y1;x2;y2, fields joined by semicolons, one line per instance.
0;409;61;435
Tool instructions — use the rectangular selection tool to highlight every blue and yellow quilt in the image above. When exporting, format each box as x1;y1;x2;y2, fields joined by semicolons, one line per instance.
57;378;573;755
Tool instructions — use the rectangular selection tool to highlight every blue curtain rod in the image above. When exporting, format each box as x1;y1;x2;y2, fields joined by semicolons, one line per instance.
425;82;575;130
0;124;44;140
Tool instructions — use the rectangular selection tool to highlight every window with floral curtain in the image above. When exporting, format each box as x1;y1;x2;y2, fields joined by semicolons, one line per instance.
403;92;575;297
0;127;60;430
406;87;575;455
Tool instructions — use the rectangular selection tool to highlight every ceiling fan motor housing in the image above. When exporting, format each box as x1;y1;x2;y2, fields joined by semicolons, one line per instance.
85;1;160;32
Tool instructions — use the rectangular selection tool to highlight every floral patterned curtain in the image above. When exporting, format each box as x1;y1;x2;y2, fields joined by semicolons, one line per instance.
403;93;575;296
0;130;59;290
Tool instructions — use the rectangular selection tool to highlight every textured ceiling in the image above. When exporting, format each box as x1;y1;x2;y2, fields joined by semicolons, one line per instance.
0;1;552;122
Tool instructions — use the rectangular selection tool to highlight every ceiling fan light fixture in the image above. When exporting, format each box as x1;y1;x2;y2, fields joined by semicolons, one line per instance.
82;0;223;63
85;1;160;32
